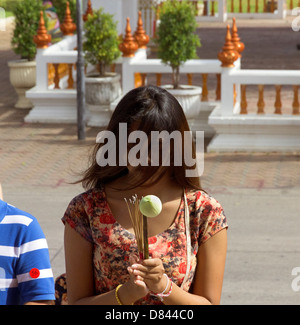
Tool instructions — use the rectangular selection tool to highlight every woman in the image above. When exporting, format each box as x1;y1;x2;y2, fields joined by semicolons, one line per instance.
63;85;228;305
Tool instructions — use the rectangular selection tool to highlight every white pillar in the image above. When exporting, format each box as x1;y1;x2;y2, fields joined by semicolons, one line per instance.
277;0;286;19
123;0;138;35
122;57;136;95
218;0;227;22
35;49;49;91
88;0;138;36
220;67;235;116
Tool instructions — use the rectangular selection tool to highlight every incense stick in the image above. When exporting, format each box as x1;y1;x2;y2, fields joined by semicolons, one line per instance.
125;195;147;260
125;194;162;260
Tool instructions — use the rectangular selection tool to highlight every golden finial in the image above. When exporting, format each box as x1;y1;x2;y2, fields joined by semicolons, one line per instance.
83;0;93;22
218;24;239;68
134;11;150;49
119;17;138;57
60;1;76;36
33;11;52;49
231;17;245;57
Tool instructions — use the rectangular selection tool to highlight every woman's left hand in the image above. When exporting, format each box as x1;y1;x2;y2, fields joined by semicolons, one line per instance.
130;258;168;294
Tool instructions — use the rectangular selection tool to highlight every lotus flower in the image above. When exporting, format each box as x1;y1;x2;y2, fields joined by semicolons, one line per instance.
139;195;162;218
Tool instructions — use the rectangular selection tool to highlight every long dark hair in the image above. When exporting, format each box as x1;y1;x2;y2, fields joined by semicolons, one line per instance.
79;85;202;191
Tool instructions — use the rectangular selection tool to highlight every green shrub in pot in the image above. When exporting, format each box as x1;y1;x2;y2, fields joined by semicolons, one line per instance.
11;0;47;61
83;8;121;76
83;8;121;127
155;0;201;89
8;0;48;109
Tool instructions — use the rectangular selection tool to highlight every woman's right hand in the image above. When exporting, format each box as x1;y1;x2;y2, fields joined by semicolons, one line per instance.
119;255;149;304
129;255;149;294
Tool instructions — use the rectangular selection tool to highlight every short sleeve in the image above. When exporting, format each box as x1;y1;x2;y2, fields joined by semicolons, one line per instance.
17;217;55;304
62;194;93;243
198;193;228;245
189;190;228;247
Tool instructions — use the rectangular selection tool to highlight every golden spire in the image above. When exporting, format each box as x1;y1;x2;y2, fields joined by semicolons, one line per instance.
218;24;239;68
134;11;150;49
33;11;52;49
231;17;245;57
60;1;76;36
119;17;138;57
83;0;93;22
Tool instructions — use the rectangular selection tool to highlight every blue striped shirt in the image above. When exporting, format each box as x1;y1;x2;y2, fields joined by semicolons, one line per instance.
0;199;55;304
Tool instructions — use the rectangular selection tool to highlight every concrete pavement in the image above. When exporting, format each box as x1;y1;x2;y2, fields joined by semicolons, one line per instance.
1;17;300;305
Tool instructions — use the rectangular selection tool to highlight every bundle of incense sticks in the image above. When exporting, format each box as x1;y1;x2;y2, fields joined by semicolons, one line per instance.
124;195;149;260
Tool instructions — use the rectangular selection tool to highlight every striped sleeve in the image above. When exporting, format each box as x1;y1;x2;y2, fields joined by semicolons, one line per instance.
0;202;55;305
16;216;55;304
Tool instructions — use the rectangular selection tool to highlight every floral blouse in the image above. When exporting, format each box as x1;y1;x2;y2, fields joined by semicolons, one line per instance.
62;187;228;305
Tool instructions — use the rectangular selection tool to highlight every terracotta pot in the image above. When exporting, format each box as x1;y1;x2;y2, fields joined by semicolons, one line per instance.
8;59;36;109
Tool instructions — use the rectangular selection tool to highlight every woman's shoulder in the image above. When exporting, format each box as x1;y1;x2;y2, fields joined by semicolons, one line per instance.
68;187;106;206
186;188;227;245
62;187;106;243
186;188;223;210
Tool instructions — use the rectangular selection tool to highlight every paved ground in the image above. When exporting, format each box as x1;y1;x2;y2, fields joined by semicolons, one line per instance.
0;17;300;305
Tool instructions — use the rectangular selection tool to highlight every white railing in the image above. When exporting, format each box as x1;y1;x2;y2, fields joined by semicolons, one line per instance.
35;35;77;91
220;68;300;116
226;0;286;19
24;5;300;151
25;35;79;123
208;65;300;152
122;48;222;94
195;0;228;22
139;0;287;27
121;45;300;152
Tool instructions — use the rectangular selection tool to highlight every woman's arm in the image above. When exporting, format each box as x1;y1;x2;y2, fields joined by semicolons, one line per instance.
191;228;227;305
64;223;147;305
131;228;227;305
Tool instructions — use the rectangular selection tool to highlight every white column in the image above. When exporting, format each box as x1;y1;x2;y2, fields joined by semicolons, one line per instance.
218;0;227;22
35;49;49;91
90;0;137;36
220;67;235;116
122;57;136;95
123;0;138;35
277;0;286;19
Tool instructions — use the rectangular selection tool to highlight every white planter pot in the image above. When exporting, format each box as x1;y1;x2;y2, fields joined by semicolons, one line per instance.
85;73;122;127
8;59;36;109
161;85;202;120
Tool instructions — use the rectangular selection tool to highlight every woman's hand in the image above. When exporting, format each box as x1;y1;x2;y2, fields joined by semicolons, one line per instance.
130;258;168;294
125;255;149;300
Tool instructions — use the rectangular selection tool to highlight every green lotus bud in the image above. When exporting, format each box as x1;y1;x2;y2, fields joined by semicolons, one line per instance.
139;195;162;218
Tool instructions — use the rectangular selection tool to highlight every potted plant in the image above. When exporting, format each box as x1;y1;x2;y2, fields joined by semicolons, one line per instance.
8;0;47;109
155;0;201;119
83;8;121;127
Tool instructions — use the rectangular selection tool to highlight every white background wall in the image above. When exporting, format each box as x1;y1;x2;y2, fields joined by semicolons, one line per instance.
82;0;138;35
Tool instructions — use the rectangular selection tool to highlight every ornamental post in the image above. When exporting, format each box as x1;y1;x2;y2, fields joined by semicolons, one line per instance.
60;1;76;36
34;11;52;91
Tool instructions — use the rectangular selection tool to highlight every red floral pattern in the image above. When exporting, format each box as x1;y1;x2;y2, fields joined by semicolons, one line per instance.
62;187;227;305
